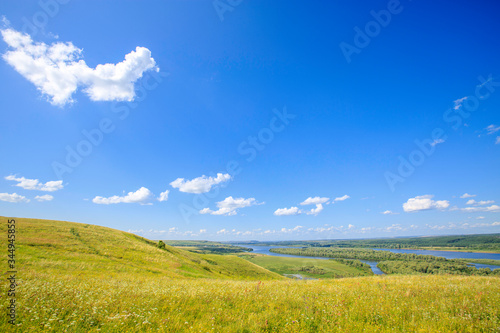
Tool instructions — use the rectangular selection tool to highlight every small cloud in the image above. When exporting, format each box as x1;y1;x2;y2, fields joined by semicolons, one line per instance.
466;199;494;206
157;190;169;202
430;139;445;147
334;194;350;202
35;194;53;202
477;216;485;219
300;196;329;205
92;187;153;205
460;193;476;199
170;173;231;194
0;192;29;203
453;97;467;110
403;195;450;212
496;137;500;145
200;196;261;216
274;206;301;216
486;124;500;135
306;204;324;216
381;210;399;215
5;175;63;192
461;205;500;213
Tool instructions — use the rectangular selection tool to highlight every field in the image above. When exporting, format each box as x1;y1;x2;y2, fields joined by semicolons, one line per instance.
239;254;372;279
2;217;500;332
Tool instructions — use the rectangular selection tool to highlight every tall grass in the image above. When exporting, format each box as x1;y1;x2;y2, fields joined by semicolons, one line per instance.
2;274;499;332
1;217;499;332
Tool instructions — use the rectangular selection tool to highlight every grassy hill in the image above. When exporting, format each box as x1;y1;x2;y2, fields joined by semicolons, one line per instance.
0;216;283;281
1;216;499;332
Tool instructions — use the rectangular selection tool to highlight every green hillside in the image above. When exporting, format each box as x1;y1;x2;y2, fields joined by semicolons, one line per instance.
1;217;499;332
0;216;282;281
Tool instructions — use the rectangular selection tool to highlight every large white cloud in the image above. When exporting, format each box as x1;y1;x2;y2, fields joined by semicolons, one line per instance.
1;28;157;106
170;173;231;194
300;196;329;205
199;196;260;216
403;195;450;212
0;192;29;203
92;187;153;205
274;206;301;216
5;175;63;192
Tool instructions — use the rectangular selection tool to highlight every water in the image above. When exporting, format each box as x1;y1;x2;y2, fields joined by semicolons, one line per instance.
237;245;386;275
238;245;500;275
372;248;500;271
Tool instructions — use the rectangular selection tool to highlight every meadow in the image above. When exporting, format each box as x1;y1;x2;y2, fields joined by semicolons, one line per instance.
1;217;500;332
238;254;372;279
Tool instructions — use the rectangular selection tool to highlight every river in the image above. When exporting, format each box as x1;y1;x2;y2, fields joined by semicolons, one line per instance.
237;245;500;275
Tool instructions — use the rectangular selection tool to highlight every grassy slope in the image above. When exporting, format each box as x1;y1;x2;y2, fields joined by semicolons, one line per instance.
239;254;372;279
1;217;499;332
0;216;283;281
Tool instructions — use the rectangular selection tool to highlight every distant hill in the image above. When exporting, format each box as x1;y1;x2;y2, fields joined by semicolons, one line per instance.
0;216;283;281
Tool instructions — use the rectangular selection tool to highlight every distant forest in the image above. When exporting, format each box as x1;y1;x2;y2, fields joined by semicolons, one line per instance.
247;233;500;251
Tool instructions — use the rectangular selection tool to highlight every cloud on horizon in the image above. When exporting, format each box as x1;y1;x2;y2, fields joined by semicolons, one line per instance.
403;195;450;212
5;175;63;192
92;187;153;205
170;173;231;194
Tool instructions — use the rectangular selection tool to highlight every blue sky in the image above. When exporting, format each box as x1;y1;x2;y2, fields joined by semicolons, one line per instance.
1;0;499;241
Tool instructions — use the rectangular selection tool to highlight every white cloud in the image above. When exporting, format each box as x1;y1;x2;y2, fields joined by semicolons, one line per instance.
92;187;153;205
486;124;500;135
430;139;445;147
170;173;231;194
5;175;63;192
199;196;261;216
403;195;450;212
460;193;476;199
334;194;350;202
461;205;500;213
35;194;53;202
381;210;399;215
300;196;329;205
157;190;169;202
0;192;29;203
306;204;324;216
1;28;157;106
496;137;500;145
280;225;304;233
274;206;301;216
199;229;207;234
453;97;467;110
466;199;494;206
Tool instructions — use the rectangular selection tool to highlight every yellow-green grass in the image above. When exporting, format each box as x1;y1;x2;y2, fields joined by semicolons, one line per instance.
2;274;499;332
1;217;500;332
239;254;372;279
0;217;282;281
